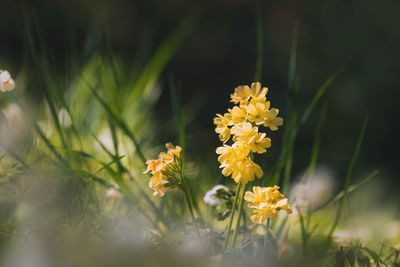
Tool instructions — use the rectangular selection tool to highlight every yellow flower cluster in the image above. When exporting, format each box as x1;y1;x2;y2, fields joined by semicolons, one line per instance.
143;143;182;197
214;82;283;184
244;186;292;223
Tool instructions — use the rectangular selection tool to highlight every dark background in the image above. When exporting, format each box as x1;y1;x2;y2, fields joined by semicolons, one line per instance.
1;0;399;192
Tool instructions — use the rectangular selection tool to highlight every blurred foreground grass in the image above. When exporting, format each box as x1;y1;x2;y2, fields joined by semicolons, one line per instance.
0;11;399;267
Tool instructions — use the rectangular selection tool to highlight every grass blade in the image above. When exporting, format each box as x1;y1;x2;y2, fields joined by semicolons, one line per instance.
327;115;369;237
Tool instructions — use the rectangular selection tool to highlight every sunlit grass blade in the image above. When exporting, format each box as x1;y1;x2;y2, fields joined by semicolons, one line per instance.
91;131;169;227
316;168;379;212
124;11;199;114
301;104;328;182
23;13;69;148
87;82;147;165
169;74;185;159
266;21;299;188
327;115;369;238
34;123;68;166
0;145;30;170
295;65;345;137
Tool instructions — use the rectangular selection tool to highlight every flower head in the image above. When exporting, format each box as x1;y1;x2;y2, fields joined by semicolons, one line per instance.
263;108;284;131
0;70;15;92
144;143;182;196
213;113;233;143
245;185;292;223
214;82;283;184
230;85;251;104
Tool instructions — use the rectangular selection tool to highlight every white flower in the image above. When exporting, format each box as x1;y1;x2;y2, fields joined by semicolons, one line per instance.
333;227;371;246
3;103;22;121
57;108;72;128
0;70;15;92
106;186;120;198
290;166;335;211
96;127;114;153
203;185;230;206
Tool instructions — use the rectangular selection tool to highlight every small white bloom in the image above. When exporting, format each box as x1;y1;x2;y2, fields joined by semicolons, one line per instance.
290;166;335;211
203;185;230;206
57;108;72;128
0;70;15;92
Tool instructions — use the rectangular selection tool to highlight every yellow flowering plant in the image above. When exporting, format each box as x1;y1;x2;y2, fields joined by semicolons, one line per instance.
214;82;283;185
245;185;292;224
215;82;284;250
143;143;183;196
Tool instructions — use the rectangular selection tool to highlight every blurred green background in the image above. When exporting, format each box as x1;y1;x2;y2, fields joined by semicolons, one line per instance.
1;0;399;194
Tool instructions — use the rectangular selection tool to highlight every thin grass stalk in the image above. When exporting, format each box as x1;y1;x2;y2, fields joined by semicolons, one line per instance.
231;184;247;248
301;104;327;183
224;182;242;250
327;115;368;238
263;218;271;262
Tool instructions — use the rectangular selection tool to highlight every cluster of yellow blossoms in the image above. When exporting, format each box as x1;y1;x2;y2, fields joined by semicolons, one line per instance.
244;186;292;223
143;143;182;197
214;82;283;184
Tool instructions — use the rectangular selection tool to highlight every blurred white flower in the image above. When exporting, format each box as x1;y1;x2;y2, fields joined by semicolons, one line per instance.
203;185;230;206
106;186;121;198
57;108;72;128
333;227;371;245
0;103;26;146
290;166;335;211
383;220;400;240
96;127;114;153
3;103;22;121
0;70;15;92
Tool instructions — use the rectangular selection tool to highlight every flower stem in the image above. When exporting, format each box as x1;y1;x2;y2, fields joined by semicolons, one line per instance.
183;186;197;230
263;218;271;262
224;182;242;250
231;183;246;248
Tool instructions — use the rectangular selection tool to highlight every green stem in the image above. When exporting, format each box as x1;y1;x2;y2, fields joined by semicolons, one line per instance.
224;182;242;250
183;186;197;230
231;183;246;248
263;218;271;262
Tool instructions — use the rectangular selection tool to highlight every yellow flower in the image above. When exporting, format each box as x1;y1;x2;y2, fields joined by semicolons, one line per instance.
149;172;169;197
219;157;262;184
166;142;182;157
245;185;292;223
250;207;277;224
231;122;257;142
244;186;268;208
228;106;247;124
250;82;268;101
230;85;251;104
213;113;233;143
216;142;249;164
263;108;284;131
246;101;270;125
231;158;263;184
144;143;182;197
248;133;271;154
265;185;284;203
0;70;15;92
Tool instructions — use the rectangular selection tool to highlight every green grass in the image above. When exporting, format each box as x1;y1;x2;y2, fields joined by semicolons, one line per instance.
0;9;397;267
